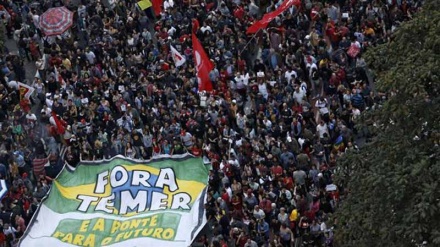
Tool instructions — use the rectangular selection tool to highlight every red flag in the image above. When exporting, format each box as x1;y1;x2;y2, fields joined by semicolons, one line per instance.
192;33;214;92
246;17;273;34
151;0;162;16
51;111;65;135
246;0;301;34
192;18;200;33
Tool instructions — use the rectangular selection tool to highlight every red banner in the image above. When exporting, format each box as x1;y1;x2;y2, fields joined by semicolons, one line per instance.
192;33;214;92
246;0;301;34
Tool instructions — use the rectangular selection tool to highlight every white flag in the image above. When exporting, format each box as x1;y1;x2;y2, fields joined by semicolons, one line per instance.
170;45;186;67
54;66;66;89
18;82;35;99
35;70;41;79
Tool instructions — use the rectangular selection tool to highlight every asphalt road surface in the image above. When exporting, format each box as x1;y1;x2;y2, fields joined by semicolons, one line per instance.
5;38;37;82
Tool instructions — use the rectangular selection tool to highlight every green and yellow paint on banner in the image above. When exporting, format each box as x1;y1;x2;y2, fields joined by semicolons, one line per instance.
19;155;210;247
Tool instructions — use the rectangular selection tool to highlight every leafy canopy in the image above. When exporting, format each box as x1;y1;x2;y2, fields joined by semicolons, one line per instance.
334;1;440;246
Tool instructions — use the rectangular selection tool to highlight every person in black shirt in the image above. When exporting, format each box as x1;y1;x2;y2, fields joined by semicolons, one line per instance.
46;76;58;94
171;139;185;155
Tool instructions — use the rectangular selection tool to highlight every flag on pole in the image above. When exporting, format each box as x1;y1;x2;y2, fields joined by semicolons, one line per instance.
170;45;186;67
0;180;7;200
51;111;65;135
151;0;163;16
333;135;345;152
54;66;66;89
192;33;214;92
137;0;152;10
18;82;35;100
246;0;301;34
35;70;41;79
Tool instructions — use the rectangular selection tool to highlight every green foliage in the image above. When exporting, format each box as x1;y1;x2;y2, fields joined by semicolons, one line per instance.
334;1;440;246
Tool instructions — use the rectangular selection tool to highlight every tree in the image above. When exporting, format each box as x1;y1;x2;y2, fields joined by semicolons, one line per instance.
334;1;440;246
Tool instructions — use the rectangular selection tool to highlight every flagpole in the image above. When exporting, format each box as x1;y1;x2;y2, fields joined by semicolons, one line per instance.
239;29;261;56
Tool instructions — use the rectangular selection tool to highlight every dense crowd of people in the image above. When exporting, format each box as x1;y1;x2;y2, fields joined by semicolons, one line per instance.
0;0;424;246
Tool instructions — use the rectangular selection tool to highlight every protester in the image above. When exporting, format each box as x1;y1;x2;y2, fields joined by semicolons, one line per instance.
0;0;423;246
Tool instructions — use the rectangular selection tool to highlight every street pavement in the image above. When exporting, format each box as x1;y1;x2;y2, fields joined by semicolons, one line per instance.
5;38;37;82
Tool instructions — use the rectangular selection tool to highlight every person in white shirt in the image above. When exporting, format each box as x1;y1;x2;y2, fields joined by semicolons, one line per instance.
308;61;318;79
164;0;174;11
85;49;96;64
284;67;297;84
352;106;361;121
234;72;250;91
181;131;193;147
351;39;361;49
258;81;269;99
315;97;330;122
3;222;17;244
300;80;308;92
7;80;18;90
225;184;233;200
167;26;176;37
253;205;265;220
316;120;329;138
25;111;36;121
244;239;258;247
293;85;306;104
320;220;328;232
263;117;272;130
77;4;87;17
200;23;212;34
228;155;240;168
32;12;40;30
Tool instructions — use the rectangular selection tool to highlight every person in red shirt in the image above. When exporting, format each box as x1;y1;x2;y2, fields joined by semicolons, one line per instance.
220;188;230;203
219;68;228;83
48;54;62;67
292;102;303;115
160;60;170;71
190;145;202;156
338;24;350;37
179;34;190;43
283;173;294;190
328;72;341;94
237;57;246;73
271;163;283;178
0;229;6;246
234;5;245;19
326;19;341;48
231;194;243;211
256;162;268;177
236;232;248;247
157;28;169;39
336;66;346;84
310;4;321;22
222;160;233;178
259;196;273;217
